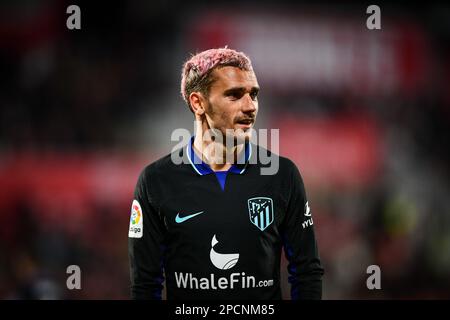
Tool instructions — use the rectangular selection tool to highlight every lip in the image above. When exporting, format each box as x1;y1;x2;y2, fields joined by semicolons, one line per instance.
235;120;254;129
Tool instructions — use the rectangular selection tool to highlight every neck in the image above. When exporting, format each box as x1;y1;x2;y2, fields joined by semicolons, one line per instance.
193;120;244;172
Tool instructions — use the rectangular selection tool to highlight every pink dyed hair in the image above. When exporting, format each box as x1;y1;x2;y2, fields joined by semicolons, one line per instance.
180;47;253;109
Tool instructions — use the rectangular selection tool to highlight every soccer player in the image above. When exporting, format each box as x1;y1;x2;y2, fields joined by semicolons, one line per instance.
128;48;324;300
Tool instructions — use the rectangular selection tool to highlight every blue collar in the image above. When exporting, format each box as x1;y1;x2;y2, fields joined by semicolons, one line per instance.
186;136;252;176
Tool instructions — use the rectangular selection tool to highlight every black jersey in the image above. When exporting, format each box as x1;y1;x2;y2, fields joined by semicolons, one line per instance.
128;138;324;300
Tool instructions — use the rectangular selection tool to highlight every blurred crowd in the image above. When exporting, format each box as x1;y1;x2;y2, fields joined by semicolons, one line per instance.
1;0;449;299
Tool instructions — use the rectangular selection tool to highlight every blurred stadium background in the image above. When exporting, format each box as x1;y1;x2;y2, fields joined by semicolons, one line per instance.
1;0;450;299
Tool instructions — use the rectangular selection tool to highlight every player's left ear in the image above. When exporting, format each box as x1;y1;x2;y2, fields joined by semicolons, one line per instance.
189;92;206;116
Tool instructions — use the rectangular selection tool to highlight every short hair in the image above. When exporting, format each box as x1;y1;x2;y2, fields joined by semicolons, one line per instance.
180;47;253;111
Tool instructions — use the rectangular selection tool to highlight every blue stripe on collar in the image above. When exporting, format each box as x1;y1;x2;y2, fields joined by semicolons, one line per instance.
186;136;251;176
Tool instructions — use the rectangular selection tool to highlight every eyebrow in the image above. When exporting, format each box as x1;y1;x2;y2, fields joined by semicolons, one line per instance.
223;86;260;95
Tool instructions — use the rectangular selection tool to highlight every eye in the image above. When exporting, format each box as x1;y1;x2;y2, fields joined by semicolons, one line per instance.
250;91;258;101
226;91;242;100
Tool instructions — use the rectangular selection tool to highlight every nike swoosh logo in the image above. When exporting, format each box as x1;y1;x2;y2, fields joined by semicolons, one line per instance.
175;211;204;223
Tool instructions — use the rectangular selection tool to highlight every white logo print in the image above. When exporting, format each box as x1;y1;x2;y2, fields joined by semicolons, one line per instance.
173;235;274;290
302;201;314;229
209;235;239;270
305;201;311;217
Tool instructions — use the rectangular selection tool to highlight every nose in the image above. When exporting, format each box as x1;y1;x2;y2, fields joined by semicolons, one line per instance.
242;94;257;113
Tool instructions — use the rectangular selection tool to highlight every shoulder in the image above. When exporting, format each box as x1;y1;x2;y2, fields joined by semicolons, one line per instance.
252;144;301;177
137;146;186;183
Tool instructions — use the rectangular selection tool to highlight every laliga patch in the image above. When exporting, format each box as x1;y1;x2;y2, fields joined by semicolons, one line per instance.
129;200;143;238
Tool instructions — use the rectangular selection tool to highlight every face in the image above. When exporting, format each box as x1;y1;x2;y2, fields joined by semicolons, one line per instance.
203;66;259;142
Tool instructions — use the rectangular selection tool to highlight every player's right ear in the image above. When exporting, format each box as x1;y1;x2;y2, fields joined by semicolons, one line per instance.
189;92;206;116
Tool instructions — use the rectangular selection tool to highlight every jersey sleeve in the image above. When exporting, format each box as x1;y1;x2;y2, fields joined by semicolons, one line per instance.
281;161;324;300
128;168;166;300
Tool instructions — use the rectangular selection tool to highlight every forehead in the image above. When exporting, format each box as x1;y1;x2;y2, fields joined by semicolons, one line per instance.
210;66;258;90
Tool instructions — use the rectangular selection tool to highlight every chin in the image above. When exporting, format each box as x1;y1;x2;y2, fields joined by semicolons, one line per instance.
220;127;254;145
234;130;252;144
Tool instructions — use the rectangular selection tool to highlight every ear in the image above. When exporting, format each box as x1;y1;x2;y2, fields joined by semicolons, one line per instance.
189;92;206;116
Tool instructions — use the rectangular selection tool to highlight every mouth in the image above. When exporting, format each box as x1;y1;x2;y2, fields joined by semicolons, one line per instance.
235;118;254;128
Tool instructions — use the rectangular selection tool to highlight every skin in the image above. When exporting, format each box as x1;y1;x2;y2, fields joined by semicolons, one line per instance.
189;66;260;171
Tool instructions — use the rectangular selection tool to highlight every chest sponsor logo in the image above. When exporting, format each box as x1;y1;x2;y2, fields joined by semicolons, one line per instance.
174;234;274;290
247;197;274;231
209;234;239;270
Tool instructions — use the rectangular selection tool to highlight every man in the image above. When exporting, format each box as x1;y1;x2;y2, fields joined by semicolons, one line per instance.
128;48;324;300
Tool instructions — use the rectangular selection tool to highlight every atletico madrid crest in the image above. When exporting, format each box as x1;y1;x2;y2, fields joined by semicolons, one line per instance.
248;197;274;231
